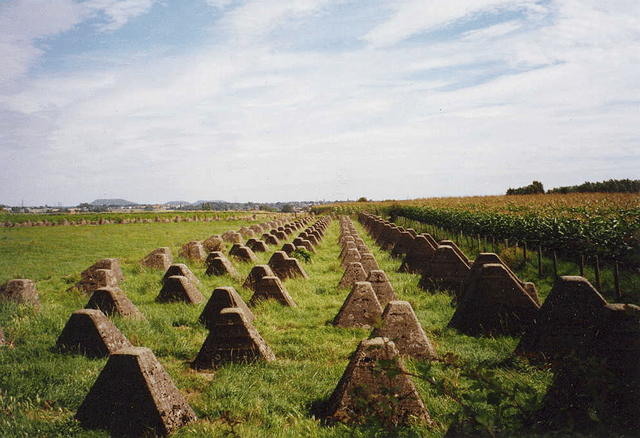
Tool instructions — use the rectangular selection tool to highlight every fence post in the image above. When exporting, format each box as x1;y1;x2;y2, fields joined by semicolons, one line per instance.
579;255;585;277
553;251;558;277
595;256;601;291
614;261;621;301
538;245;543;277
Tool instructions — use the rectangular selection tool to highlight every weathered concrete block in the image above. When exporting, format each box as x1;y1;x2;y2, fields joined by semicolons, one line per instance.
191;308;275;370
140;247;173;270
448;263;540;336
199;286;254;329
0;279;40;306
56;309;131;357
320;337;431;426
333;281;383;329
250;276;297;307
162;263;200;285
155;276;205;304
372;301;436;360
76;346;197;436
85;287;145;320
338;262;368;290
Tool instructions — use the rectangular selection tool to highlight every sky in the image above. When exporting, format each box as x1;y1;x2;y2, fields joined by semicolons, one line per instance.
1;0;639;206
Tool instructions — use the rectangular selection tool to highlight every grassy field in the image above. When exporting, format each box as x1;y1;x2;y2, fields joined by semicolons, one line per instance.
0;213;618;437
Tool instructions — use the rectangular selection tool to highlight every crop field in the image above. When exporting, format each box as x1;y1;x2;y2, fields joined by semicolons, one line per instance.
314;193;640;304
0;205;637;437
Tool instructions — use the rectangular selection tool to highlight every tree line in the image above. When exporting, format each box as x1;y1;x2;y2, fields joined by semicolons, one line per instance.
507;179;640;195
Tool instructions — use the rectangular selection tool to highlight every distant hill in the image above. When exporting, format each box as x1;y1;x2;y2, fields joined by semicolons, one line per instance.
90;199;138;206
192;200;227;206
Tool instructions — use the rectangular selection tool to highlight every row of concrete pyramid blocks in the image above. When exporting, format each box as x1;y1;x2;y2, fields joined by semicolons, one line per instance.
358;213;544;336
51;289;432;433
178;217;334;370
50;273;295;435
318;217;434;425
162;224;339;305
335;217;435;356
0;275;197;435
55;219;333;435
205;222;330;280
356;215;640;430
139;217;314;270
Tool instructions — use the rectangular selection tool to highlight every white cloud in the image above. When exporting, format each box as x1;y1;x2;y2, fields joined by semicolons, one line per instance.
84;0;159;32
1;1;639;205
362;0;532;48
0;0;87;86
461;20;523;41
218;0;337;45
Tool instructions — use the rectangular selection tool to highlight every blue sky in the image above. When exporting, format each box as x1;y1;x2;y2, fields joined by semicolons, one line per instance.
1;0;639;206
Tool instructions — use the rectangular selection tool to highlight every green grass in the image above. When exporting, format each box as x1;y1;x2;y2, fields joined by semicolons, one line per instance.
0;215;586;437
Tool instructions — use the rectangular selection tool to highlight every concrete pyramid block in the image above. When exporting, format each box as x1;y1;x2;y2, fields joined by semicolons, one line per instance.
243;265;276;291
440;240;471;265
140;247;173;270
391;231;416;259
228;243;243;257
372;301;436;360
516;276;610;359
302;233;319;246
271;230;287;241
155;276;205;304
333;281;383;329
85;287;145;320
339;234;354;246
230;245;259;263
359;253;380;275
238;226;255;238
162;263;200;285
280;242;297;255
82;258;125;282
250;276;297;307
180;241;207;261
55;309;132;357
262;233;281;246
470;253;539;305
399;235;436;274
0;279;40;306
199;286;254;329
337;262;367;289
73;268;119;295
366;270;398;308
205;256;239;278
249;239;269;253
381;226;403;251
339;240;356;259
292;237;315;253
448;263;540;336
76;346;197;436
268;251;309;280
202;234;225;252
535;301;640;432
191;308;275;370
341;248;361;269
205;251;226;265
418;244;471;295
321;337;431;425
